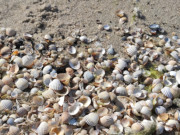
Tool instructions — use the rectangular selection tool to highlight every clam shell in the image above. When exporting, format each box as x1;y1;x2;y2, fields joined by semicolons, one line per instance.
66;37;76;45
123;75;133;84
83;71;94;83
49;79;63;91
42;89;55;99
43;74;52;87
68;102;83;116
152;83;163;93
170;51;179;60
57;73;71;86
2;75;13;86
156;122;164;134
155;106;166;115
121;117;134;127
37;121;49;135
116;86;128;96
0;58;7;66
84;112;99;126
97;107;109;116
131;122;144;132
176;70;180;84
80;36;88;43
17;107;28;117
161;87;173;99
43;65;52;75
1;46;11;56
69;58;80;70
166;120;179;130
13;57;22;67
33;96;44;106
175;110;180;121
9;64;19;74
44;34;52;41
61;112;71;124
157;113;169;122
0;100;13;110
126;46;137;56
140;106;151;117
8;126;20;135
77;96;91;108
6;28;16;36
15;78;28;90
116;59;127;70
94;69;105;78
67;46;76;54
100;115;114;127
98;91;110;101
22;55;34;68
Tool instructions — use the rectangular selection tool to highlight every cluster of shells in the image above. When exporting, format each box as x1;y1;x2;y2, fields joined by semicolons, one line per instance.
0;23;180;135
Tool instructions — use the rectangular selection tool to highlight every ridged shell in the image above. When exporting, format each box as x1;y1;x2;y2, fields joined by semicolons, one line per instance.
83;71;94;83
131;122;144;132
69;58;80;70
116;59;127;70
42;89;55;99
8;126;20;135
15;78;28;90
84;112;99;126
37;122;49;135
17;107;28;117
33;96;44;106
100;115;114;127
0;100;13;110
77;96;91;108
140;106;151;117
152;83;163;93
155;106;166;115
43;65;52;75
22;55;34;68
127;46;137;56
68;102;83;116
116;86;128;96
49;79;63;91
161;87;173;99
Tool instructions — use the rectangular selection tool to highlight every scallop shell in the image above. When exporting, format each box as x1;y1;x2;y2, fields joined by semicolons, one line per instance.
77;96;91;108
69;58;80;70
43;74;52;87
84;112;99;126
57;73;71;86
126;46;137;56
155;106;166;115
43;65;52;75
8;126;20;135
176;70;180;84
116;86;128;96
68;102;83;116
0;100;13;110
49;79;63;91
17;107;28;117
67;46;76;54
42;89;55;99
83;71;94;83
33;96;44;106
100;115;114;127
37;121;49;135
161;87;173;99
140;106;151;117
15;78;28;90
131;122;144;132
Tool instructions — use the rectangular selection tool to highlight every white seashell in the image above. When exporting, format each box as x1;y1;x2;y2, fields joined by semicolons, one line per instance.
116;86;127;96
126;46;137;56
156;122;164;134
176;70;180;84
22;55;34;68
133;102;143;112
97;107;109;116
23;33;32;40
155;106;166;115
8;126;20;135
83;71;94;83
68;102;83;116
140;106;151;117
94;69;105;78
84;112;99;126
37;121;49;135
165;64;173;71
98;91;110;101
0;100;13;110
166;120;179;130
2;75;13;86
107;45;115;55
44;34;52;41
146;100;153;110
14;118;24;123
131;122;144;132
170;51;179;60
67;46;76;54
157;65;165;72
69;58;80;70
43;65;52;75
116;59;127;70
43;74;52;87
161;87;173;98
49;79;63;91
77;96;91;108
152;83;163;93
100;115;114;127
133;70;142;79
80;36;88;43
42;89;55;99
123;75;133;84
103;25;111;31
30;69;39;78
0;58;7;66
15;78;28;90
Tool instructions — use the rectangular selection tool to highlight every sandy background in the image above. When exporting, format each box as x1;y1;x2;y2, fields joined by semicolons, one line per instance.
0;0;179;55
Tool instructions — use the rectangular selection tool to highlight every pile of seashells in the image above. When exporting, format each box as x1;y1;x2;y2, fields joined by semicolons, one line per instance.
0;25;180;135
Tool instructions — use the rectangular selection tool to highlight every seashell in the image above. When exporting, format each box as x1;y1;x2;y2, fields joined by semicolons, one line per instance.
100;115;114;127
9;64;19;74
42;89;55;99
30;69;39;78
49;79;63;91
101;82;113;91
43;74;52;87
157;113;169;122
67;46;76;54
80;36;88;43
35;43;44;51
84;112;99;126
166;120;179;130
170;51;179;60
133;102;143;112
97;107;108;116
140;106;151;118
44;34;52;41
1;46;10;56
145;100;153;110
135;38;143;46
152;83;163;93
8;126;20;135
23;33;32;40
13;57;22;67
49;127;61;135
123;75;133;84
133;70;142;78
33;96;44;106
68;102;83;116
15;78;28;90
103;25;111;31
116;86;128;96
22;55;34;68
0;100;13;110
119;17;127;24
155;106;166;115
66;67;74;76
107;45;115;55
165;64;173;71
69;58;80;70
126;45;137;56
156;122;164;134
116;10;125;17
108;123;123;134
43;65;52;75
98;91;110;101
37;121;49;135
94;69;105;78
61;112;71;124
0;58;7;66
174;110;180;121
66;37;76;45
77;96;91;108
176;70;180;84
57;73;71;86
6;28;16;36
17;107;28;117
116;59;127;71
7;117;15;125
83;71;94;83
161;87;173;99
2;75;13;86
131;122;144;132
121;117;134;127
144;41;154;48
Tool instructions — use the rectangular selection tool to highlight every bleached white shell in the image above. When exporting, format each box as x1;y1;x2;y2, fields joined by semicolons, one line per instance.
77;96;91;108
170;51;179;60
33;96;44;106
80;36;88;43
67;46;77;54
43;74;52;87
37;121;49;135
100;115;114;127
123;75;133;84
44;34;52;41
161;87;173;99
176;70;180;84
22;55;34;67
8;126;20;135
152;83;163;93
43;65;52;75
69;58;80;70
13;57;22;67
116;86;127;96
131;122;144;132
83;71;94;82
140;106;151;117
126;46;137;56
49;79;63;91
42;89;55;99
0;58;7;66
94;69;105;78
156;122;164;135
116;59;127;70
0;100;13;110
68;102;83;116
155;106;166;115
15;78;28;90
166;120;179;130
84;112;99;126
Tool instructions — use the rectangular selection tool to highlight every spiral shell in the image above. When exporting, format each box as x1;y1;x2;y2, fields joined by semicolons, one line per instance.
22;55;34;68
49;79;63;91
84;112;99;126
0;100;13;110
37;121;49;135
15;78;28;90
100;115;114;127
